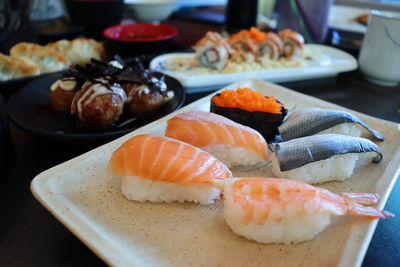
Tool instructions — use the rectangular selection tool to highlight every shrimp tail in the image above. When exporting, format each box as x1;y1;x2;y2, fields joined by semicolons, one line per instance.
348;205;394;218
341;192;381;205
342;192;393;218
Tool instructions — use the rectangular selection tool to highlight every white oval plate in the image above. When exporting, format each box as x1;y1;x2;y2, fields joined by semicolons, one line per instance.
150;44;357;93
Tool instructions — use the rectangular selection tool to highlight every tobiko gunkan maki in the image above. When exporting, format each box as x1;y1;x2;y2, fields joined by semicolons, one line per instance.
210;88;287;142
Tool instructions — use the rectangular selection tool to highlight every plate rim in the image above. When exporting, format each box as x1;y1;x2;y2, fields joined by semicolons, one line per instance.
30;78;400;267
6;72;185;140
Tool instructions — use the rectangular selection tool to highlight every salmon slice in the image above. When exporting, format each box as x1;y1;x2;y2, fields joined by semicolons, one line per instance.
108;134;232;184
165;111;268;160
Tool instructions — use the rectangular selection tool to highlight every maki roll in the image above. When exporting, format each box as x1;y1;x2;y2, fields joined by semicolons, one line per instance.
210;88;287;142
249;27;283;61
193;31;233;70
228;30;259;62
278;29;304;58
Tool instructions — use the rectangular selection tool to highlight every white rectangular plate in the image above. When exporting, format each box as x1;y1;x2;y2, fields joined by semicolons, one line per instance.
150;44;357;93
329;5;369;34
31;79;400;267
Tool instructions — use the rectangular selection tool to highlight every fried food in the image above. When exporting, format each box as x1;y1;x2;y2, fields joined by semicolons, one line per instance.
0;53;40;81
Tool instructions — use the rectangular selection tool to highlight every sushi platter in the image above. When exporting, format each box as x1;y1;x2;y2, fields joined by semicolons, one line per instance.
31;79;400;266
150;44;357;93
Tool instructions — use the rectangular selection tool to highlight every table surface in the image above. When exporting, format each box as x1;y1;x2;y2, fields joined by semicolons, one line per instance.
1;14;400;267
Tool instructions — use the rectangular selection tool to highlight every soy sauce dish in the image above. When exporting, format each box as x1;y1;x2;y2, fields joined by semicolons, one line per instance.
103;23;178;43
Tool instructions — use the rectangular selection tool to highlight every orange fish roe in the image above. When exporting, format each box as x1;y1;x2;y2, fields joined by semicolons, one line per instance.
229;29;251;41
249;27;267;43
212;88;283;114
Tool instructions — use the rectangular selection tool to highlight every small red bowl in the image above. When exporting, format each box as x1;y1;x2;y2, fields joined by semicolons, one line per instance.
103;23;178;43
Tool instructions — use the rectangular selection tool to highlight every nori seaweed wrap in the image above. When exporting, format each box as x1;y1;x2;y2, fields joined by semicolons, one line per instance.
210;88;287;142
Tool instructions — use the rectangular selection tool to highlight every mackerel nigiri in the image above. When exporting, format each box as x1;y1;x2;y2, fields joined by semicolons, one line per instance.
108;134;232;204
165;111;269;168
271;134;383;184
278;107;384;141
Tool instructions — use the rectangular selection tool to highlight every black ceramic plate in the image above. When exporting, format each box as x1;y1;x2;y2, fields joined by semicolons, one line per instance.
0;72;62;99
6;73;185;140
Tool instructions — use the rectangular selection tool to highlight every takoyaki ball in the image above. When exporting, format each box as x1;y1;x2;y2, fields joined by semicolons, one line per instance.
49;77;79;112
120;82;138;96
125;84;166;115
71;81;126;128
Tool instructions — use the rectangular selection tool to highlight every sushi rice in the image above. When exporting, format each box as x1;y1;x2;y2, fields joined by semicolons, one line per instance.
121;175;221;205
317;123;362;137
202;144;267;169
271;153;359;184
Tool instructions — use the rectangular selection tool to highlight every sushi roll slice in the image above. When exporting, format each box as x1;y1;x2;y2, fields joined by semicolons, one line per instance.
278;107;384;141
228;30;259;62
278;29;304;58
165;111;269;168
258;32;283;61
249;27;283;61
210;88;287;142
216;177;392;244
271;134;383;184
108;134;232;204
193;31;233;70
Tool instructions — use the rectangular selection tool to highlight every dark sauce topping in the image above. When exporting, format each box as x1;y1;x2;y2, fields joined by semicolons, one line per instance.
60;56;168;96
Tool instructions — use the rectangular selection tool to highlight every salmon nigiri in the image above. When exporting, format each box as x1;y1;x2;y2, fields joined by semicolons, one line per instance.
108;134;232;204
165;111;269;168
214;177;393;244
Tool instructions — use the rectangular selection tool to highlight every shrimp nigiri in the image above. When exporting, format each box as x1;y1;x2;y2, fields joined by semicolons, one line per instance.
215;177;393;244
165;111;269;168
108;134;232;204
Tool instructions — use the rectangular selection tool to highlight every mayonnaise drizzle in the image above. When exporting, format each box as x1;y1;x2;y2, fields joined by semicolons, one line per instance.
50;78;77;91
109;60;124;69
